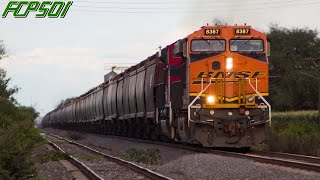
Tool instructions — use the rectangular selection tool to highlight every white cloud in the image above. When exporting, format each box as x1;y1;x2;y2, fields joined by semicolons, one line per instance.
0;46;144;115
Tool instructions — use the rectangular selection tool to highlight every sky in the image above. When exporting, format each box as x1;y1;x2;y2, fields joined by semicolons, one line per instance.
0;0;320;116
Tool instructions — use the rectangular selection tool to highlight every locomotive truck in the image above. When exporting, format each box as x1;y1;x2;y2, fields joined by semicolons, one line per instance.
42;25;271;148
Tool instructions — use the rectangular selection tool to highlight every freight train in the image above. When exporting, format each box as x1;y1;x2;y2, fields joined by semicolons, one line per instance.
42;25;271;148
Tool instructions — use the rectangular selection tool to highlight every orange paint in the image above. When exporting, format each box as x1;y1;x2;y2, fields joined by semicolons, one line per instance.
188;25;269;105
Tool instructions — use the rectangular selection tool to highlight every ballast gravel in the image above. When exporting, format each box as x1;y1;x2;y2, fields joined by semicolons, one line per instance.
32;144;73;179
45;134;149;180
156;153;320;180
33;161;73;180
45;128;320;180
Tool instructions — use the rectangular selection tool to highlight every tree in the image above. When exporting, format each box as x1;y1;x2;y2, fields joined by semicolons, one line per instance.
0;40;43;178
0;41;19;103
0;40;6;61
0;71;19;103
268;25;320;112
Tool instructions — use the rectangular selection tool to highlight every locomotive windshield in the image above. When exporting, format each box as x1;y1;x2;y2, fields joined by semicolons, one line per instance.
191;39;226;52
230;39;264;52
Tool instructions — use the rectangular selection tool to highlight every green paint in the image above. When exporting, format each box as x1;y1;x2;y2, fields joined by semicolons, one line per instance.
2;1;19;18
60;1;73;18
20;1;40;18
35;1;52;18
48;2;65;18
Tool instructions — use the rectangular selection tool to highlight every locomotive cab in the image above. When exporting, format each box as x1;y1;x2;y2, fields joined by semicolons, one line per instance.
182;25;271;147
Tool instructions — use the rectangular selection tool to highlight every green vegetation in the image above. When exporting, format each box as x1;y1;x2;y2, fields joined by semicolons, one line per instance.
0;41;44;179
260;111;320;156
35;151;69;164
122;148;161;165
268;25;320;111
259;26;320;156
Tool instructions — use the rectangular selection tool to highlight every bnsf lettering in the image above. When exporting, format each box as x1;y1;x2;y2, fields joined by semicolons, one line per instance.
252;71;266;78
193;71;266;84
235;71;251;78
196;72;214;78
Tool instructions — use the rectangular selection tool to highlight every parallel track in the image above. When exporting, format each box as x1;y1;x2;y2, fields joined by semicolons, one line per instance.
44;137;104;180
44;129;320;173
247;151;320;172
42;130;173;180
249;151;320;165
205;149;320;173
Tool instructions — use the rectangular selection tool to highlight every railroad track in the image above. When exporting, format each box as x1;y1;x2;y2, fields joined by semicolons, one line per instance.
42;131;173;180
203;149;320;173
43;129;320;174
113;135;320;173
43;136;104;180
247;151;320;172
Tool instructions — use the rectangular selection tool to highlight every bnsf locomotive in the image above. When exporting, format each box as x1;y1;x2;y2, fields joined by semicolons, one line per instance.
42;25;271;148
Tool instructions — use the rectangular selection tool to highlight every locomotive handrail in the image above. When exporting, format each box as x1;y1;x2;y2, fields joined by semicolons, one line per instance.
188;78;271;127
246;78;272;126
201;78;204;91
188;78;216;127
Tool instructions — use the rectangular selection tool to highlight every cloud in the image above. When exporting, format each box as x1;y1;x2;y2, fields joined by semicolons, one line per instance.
0;46;151;115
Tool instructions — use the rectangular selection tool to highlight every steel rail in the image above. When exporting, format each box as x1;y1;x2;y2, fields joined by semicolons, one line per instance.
102;133;320;172
44;138;104;180
206;149;320;173
43;130;320;173
43;130;173;180
249;151;320;166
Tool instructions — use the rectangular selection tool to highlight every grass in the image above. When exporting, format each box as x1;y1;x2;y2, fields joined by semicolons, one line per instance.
35;151;69;164
272;110;318;121
121;148;161;165
260;110;320;156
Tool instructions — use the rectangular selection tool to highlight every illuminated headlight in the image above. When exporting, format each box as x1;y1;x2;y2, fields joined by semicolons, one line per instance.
226;57;233;70
210;110;215;115
247;95;255;103
207;95;215;104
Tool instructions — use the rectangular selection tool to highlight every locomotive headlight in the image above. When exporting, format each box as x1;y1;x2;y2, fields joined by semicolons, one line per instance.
247;95;255;103
207;95;215;104
226;57;233;70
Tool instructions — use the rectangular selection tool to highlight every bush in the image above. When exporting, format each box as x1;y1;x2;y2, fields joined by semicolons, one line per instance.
0;99;44;178
0;68;43;178
267;111;320;156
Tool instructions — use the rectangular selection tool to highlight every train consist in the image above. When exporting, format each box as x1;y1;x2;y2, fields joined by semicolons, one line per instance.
42;25;271;148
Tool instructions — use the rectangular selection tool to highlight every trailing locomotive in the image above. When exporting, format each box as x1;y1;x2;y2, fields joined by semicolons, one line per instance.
42;25;271;148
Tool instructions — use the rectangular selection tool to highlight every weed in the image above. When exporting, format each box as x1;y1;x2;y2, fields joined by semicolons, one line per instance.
262;111;320;156
35;151;69;164
122;148;160;165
